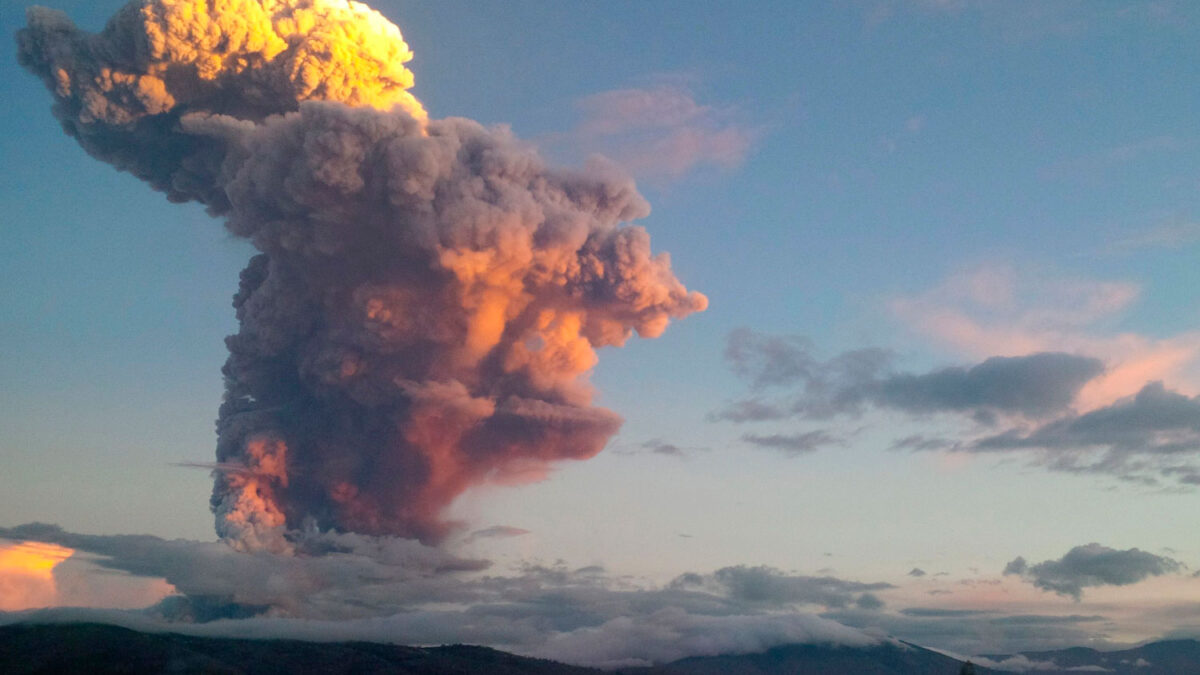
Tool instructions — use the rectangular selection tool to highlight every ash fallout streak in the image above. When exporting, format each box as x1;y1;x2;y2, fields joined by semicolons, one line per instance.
18;0;706;553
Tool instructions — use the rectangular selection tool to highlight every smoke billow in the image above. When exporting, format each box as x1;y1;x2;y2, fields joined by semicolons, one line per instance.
19;0;706;552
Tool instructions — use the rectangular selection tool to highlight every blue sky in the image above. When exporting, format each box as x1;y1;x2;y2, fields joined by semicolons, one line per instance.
5;0;1200;660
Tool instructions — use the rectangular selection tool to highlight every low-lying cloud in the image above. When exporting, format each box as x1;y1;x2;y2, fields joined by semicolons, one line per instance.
0;524;889;667
824;606;1112;659
670;565;894;610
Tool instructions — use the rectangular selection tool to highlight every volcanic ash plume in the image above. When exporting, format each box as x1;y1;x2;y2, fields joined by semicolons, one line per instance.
19;0;706;552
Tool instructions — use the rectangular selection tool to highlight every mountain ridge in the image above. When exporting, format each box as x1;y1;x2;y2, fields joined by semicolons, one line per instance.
0;622;979;674
4;622;1199;673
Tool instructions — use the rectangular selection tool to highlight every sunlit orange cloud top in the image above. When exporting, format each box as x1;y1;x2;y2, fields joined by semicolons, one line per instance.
0;540;74;611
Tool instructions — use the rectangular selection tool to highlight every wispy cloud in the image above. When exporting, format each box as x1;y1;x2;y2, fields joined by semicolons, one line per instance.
741;431;843;456
612;438;706;459
966;381;1200;485
464;526;531;543
868;1;1193;43
718;261;1200;486
1102;219;1200;255
823;605;1111;659
889;263;1200;412
879;113;927;154
712;327;1104;424
1040;136;1190;181
551;85;760;181
877;265;1200;485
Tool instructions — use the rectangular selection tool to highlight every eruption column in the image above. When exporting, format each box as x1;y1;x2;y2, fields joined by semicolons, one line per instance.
19;0;706;552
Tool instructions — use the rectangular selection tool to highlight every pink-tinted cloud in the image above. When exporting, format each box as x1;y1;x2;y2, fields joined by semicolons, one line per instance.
890;263;1200;412
565;86;758;180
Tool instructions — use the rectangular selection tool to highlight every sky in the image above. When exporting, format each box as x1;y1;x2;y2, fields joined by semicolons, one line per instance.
3;0;1200;667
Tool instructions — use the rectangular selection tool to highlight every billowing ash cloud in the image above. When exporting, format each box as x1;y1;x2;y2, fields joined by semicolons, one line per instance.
19;0;705;552
18;0;426;205
1004;543;1183;600
713;329;1103;423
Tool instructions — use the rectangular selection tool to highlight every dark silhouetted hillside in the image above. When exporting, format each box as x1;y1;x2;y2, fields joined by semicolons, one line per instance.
0;622;1009;674
0;623;597;675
